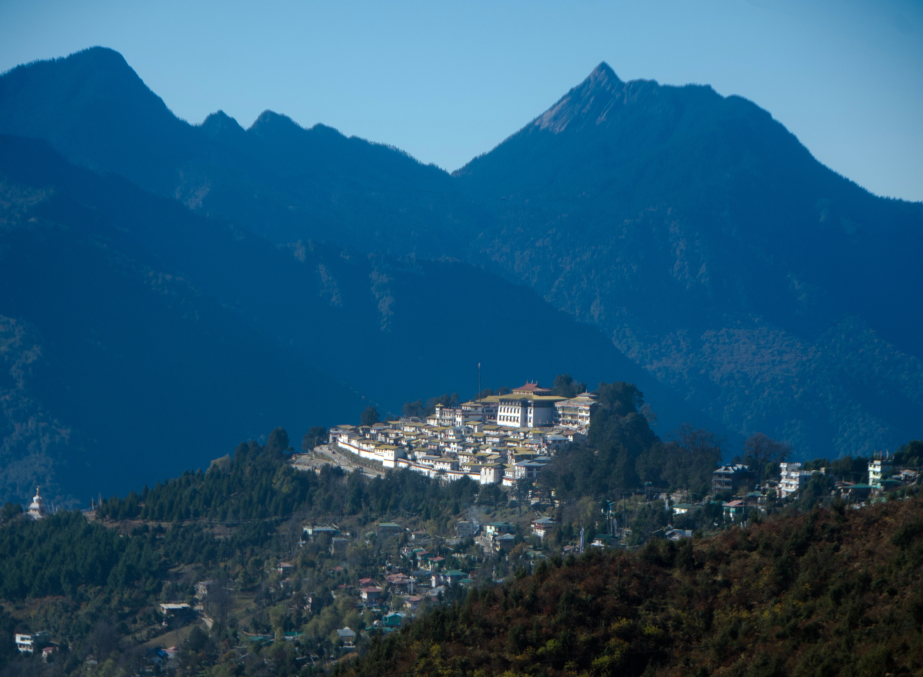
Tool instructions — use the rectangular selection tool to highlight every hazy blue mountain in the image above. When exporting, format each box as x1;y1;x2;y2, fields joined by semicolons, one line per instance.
0;137;368;506
0;135;724;505
2;49;920;459
0;46;478;253
452;64;923;457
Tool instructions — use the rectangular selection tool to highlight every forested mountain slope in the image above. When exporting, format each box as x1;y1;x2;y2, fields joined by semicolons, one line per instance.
0;135;722;505
346;497;923;677
0;137;366;505
453;64;923;458
2;49;921;459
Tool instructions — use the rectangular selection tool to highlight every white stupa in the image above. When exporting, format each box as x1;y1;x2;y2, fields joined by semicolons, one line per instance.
27;486;47;520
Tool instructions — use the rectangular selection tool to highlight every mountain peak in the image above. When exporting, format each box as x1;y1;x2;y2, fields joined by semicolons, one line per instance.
66;45;131;70
248;110;303;138
200;110;245;140
587;62;621;87
533;62;628;134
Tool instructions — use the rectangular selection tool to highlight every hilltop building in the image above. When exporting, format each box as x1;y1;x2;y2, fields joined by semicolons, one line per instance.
327;382;598;487
488;383;564;428
554;393;598;428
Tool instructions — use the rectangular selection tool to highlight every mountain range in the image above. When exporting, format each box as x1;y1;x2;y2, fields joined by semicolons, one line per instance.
0;46;921;502
0;133;715;505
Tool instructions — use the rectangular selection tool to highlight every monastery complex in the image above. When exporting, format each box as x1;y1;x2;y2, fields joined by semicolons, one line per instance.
329;383;597;487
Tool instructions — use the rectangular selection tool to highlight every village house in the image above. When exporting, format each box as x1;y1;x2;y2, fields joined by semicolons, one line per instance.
455;520;479;538
531;516;556;539
303;525;339;541
869;457;894;489
360;587;383;604
712;464;754;495
15;632;50;655
722;500;746;520
496;533;517;552
666;529;694;541
159;604;194;626
403;595;424;613
337;628;356;646
779;463;824;498
484;522;515;537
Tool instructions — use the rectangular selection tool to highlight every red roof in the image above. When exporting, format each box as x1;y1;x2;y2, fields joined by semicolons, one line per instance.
512;382;552;394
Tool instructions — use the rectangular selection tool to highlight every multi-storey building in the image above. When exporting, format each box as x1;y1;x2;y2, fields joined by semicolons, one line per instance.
869;457;894;489
15;632;50;655
554;393;598;428
778;462;824;498
712;464;753;494
489;383;564;428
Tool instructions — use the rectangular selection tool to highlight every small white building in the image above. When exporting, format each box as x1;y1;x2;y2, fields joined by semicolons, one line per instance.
531;517;556;539
779;463;824;498
869;458;894;489
479;464;503;485
15;632;50;654
337;627;356;646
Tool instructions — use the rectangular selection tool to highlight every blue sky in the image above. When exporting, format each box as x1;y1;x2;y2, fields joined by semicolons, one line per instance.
2;0;921;201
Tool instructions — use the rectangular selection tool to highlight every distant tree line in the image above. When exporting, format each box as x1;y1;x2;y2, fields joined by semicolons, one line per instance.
97;428;478;524
538;381;798;500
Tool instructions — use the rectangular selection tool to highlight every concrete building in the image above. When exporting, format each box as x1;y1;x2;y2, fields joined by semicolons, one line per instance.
360;587;382;603
490;383;564;428
15;632;50;655
554;393;598;429
779;463;824;498
303;525;340;541
531;516;556;539
455;520;479;538
337;628;356;646
712;465;753;495
479;464;503;485
484;522;515;537
869;458;894;489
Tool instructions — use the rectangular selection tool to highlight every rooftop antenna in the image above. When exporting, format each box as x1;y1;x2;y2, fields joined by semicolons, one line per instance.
478;363;481;402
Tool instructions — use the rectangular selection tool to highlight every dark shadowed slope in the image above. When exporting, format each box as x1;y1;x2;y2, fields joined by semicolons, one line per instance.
0;140;367;506
345;497;923;677
453;63;923;457
0;46;481;252
0;135;730;504
2;50;921;459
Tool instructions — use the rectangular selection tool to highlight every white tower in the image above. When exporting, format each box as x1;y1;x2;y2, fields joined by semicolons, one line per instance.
27;486;46;520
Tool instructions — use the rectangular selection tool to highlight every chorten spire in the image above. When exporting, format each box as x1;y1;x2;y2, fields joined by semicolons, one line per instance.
28;486;46;520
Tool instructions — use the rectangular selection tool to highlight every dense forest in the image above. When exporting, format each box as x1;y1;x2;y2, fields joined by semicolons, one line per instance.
2;391;921;676
95;428;480;525
538;382;723;500
343;493;923;677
